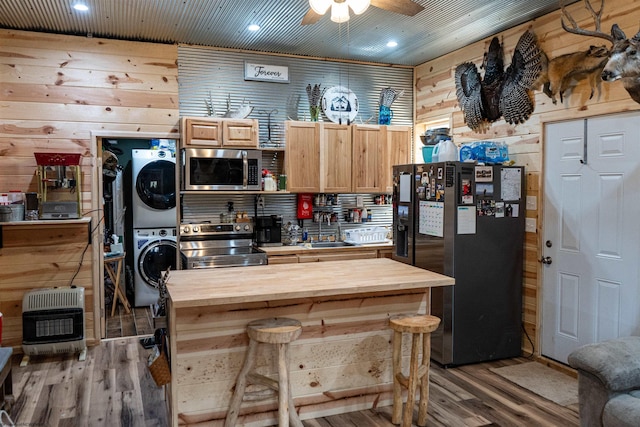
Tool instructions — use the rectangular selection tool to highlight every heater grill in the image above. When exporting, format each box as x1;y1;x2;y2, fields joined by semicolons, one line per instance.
22;286;86;357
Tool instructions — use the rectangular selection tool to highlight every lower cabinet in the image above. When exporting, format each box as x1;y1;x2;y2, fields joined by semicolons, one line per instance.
298;250;378;263
267;254;299;264
267;247;390;264
378;247;392;259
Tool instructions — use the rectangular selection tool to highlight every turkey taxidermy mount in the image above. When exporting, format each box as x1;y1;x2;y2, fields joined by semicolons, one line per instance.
455;30;543;132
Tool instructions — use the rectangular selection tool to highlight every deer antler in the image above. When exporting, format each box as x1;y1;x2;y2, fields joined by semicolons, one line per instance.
560;0;614;43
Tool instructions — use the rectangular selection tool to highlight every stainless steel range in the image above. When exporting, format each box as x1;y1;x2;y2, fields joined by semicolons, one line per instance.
179;222;267;269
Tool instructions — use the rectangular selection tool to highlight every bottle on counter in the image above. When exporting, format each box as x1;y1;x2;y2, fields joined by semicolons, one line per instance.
263;173;276;192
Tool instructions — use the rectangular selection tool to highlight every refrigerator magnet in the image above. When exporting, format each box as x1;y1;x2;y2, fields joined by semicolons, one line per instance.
475;166;493;182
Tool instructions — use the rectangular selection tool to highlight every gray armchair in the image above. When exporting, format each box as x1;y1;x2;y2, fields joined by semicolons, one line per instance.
568;336;640;427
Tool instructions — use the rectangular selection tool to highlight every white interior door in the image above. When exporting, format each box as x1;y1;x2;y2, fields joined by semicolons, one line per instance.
542;111;640;363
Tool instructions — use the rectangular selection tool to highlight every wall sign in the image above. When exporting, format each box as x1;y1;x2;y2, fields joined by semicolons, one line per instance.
244;62;289;83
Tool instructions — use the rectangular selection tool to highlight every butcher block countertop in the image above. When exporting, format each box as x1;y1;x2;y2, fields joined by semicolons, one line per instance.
166;257;454;308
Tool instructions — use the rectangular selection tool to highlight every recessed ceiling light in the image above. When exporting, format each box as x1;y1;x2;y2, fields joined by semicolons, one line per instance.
247;24;261;31
387;41;398;48
73;3;89;11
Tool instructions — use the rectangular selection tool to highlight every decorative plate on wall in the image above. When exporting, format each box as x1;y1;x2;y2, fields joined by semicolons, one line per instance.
321;86;358;124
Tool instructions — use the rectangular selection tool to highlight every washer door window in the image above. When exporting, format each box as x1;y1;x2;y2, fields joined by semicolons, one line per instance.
135;160;176;210
138;239;178;289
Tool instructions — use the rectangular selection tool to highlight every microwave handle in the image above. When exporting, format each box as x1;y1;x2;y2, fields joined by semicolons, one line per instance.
242;150;248;189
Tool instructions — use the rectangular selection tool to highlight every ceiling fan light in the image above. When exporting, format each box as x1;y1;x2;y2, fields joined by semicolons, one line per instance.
331;2;350;23
347;0;370;15
309;0;331;15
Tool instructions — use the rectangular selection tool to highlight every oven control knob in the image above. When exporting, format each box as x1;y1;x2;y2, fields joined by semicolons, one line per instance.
235;225;241;231
183;226;190;233
193;226;199;233
244;224;250;231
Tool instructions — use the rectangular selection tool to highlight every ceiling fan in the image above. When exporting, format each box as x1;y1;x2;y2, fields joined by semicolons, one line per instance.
301;0;425;25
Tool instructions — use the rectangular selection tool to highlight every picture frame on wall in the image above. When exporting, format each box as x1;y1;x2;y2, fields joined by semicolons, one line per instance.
244;61;289;83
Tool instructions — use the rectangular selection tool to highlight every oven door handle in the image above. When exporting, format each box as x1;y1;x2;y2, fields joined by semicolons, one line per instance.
242;150;248;189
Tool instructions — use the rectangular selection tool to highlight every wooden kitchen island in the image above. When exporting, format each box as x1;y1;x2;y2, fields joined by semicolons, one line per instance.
165;258;454;426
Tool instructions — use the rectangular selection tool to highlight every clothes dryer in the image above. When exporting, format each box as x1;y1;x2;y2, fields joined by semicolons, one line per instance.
133;227;182;307
131;149;176;228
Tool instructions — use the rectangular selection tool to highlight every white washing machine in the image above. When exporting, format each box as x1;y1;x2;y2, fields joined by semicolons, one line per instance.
131;149;176;228
133;227;180;307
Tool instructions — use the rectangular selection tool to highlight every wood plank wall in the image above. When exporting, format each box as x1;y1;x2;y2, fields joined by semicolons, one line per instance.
414;0;640;356
0;29;179;346
0;221;93;348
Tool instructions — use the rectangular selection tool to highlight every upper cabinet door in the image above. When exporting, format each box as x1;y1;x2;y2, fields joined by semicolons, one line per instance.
320;123;352;193
181;117;258;148
285;121;320;193
183;117;222;147
383;125;412;193
352;124;385;193
222;119;259;148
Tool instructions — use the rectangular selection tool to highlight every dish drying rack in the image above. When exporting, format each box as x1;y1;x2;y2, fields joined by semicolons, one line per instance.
344;227;389;245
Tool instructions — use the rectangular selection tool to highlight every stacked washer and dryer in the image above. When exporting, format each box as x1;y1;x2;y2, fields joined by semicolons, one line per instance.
131;149;180;307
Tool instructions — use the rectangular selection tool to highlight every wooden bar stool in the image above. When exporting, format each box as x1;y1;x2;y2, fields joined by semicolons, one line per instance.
104;253;131;317
224;317;303;427
389;314;441;427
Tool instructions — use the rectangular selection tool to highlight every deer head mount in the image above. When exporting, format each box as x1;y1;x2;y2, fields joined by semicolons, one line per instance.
560;0;640;104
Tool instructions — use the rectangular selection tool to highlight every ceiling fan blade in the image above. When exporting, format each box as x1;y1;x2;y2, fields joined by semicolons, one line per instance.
301;8;323;25
370;0;424;16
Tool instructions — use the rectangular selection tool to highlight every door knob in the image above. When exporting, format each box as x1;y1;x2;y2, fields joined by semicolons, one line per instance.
539;256;552;265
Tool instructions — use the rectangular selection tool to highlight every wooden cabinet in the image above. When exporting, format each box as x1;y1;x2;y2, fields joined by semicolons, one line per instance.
352;124;412;193
383;125;412;193
284;121;320;193
265;246;392;264
298;250;378;263
351;124;384;193
285;121;411;193
182;117;258;148
320;123;352;193
267;254;299;264
377;247;393;259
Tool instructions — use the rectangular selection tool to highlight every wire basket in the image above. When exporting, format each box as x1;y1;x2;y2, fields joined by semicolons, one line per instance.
344;227;389;245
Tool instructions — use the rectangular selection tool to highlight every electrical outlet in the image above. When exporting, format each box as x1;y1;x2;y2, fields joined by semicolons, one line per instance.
257;195;265;209
525;218;537;233
526;195;537;211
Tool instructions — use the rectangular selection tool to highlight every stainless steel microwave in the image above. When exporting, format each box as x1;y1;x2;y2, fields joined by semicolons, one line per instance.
181;148;262;191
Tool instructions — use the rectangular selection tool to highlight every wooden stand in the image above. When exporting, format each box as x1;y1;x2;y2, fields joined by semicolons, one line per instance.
390;314;441;427
224;317;303;427
104;253;131;317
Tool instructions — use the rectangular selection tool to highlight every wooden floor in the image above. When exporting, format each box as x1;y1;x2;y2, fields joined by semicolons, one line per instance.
106;304;155;339
9;296;576;426
5;338;579;427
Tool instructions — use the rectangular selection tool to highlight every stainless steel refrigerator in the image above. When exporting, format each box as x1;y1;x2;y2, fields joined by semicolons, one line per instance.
392;161;524;367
